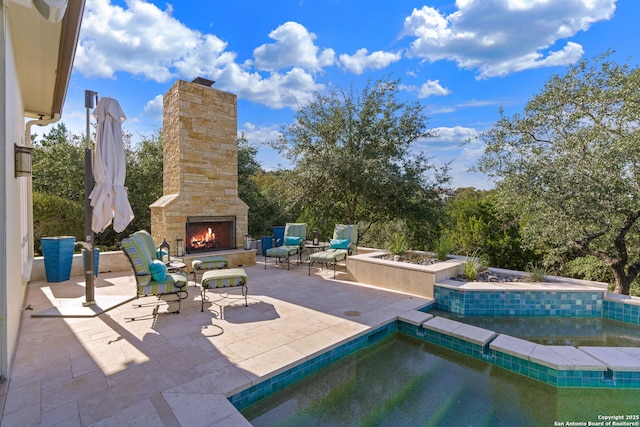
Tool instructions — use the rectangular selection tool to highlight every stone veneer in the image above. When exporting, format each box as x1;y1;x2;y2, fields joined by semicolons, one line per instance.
150;79;250;261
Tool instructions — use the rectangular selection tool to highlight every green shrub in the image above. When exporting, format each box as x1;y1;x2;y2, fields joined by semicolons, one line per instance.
432;235;451;261
463;249;487;280
388;233;409;257
562;255;613;283
526;262;548;282
33;192;84;255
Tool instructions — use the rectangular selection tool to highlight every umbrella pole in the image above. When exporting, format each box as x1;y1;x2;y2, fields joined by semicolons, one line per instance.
83;90;98;306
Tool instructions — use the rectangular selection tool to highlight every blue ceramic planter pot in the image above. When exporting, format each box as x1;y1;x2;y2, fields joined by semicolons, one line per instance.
41;236;75;282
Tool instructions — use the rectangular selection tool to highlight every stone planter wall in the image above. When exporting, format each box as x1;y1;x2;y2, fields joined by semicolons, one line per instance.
30;250;130;282
30;249;256;282
346;251;463;298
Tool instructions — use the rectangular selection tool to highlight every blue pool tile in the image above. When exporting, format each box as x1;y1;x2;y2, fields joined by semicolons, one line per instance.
436;285;610;318
229;322;398;410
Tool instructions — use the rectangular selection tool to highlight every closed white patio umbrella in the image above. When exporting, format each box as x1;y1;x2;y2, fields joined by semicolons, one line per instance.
30;93;137;315
89;97;134;233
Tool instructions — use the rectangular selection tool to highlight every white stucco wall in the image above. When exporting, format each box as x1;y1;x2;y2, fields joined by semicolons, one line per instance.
1;10;30;379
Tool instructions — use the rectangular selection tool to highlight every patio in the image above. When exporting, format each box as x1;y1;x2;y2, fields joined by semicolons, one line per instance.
0;256;430;426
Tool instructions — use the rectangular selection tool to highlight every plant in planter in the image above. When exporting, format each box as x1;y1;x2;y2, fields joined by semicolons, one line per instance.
388;233;409;261
525;261;548;282
463;249;488;280
432;235;451;261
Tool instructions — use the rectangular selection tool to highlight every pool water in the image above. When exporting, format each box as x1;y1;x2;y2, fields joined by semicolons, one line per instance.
242;334;640;426
429;309;640;346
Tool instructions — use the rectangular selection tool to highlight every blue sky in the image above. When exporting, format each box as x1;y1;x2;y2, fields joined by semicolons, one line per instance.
42;0;637;189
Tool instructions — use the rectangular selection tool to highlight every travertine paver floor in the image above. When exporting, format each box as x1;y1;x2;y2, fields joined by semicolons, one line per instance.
0;257;430;426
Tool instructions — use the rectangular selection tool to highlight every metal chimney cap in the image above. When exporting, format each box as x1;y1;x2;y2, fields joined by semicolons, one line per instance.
191;77;215;87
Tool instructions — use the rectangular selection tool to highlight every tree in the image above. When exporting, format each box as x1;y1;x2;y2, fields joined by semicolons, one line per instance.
31;125;164;250
477;53;640;294
32;192;84;254
237;135;289;237
444;189;535;270
274;76;449;247
32;123;85;204
121;131;164;244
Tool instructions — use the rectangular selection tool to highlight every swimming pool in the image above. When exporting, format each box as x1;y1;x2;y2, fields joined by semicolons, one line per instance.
242;334;640;426
429;309;640;346
232;280;640;424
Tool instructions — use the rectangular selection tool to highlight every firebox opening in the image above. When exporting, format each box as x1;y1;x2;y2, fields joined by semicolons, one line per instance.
186;216;236;254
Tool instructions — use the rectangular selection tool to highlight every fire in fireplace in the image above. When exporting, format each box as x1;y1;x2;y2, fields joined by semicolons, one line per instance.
185;216;236;254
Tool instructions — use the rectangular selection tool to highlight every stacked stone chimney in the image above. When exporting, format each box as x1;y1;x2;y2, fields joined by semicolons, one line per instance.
150;79;249;255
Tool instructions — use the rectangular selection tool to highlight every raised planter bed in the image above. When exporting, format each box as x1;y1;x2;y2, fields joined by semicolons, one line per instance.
346;250;463;298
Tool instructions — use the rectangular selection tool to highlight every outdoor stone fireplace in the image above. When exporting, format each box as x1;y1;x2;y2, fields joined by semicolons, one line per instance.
150;78;254;266
185;216;235;253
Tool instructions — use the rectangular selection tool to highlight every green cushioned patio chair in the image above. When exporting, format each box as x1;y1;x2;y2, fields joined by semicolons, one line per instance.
121;231;188;320
308;224;358;277
264;223;308;270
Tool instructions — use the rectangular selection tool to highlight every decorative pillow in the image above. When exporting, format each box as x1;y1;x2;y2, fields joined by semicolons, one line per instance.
284;236;302;246
150;259;168;282
329;238;350;249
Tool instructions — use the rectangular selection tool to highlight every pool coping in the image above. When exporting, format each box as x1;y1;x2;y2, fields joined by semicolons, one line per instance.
403;309;640;388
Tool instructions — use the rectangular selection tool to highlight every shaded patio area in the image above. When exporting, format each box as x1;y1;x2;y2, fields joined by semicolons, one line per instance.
1;257;430;426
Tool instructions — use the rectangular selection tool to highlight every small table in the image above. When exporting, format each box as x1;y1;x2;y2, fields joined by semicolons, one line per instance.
166;260;186;273
166;260;187;298
305;242;328;254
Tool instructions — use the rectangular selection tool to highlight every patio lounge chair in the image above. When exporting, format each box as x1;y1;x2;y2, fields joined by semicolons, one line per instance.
121;230;188;320
308;224;358;277
264;223;308;270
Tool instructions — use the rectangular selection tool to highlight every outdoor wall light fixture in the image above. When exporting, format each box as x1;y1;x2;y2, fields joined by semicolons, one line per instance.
33;0;68;23
15;144;34;177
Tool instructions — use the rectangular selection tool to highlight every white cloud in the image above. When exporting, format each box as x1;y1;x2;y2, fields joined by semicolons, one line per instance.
414;126;479;157
415;126;491;188
75;0;221;82
217;64;324;109
142;94;163;121
75;1;326;110
432;126;479;142
239;122;282;145
239;123;291;170
339;48;402;75
418;80;451;98
401;79;451;98
253;22;335;72
403;0;615;78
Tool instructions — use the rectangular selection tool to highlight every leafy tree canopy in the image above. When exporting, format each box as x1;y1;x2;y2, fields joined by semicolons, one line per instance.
32;123;86;204
273;76;450;246
33;192;84;254
477;52;640;294
444;189;535;270
237;134;289;237
117;131;164;246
